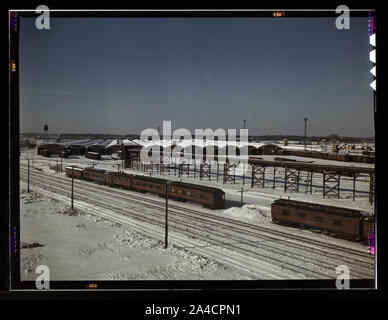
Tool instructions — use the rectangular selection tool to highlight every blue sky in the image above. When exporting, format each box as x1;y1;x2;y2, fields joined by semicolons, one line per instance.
19;17;374;136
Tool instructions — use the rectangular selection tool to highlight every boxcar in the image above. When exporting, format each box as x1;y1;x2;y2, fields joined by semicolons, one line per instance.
65;166;83;179
85;152;101;160
83;168;106;184
169;181;225;209
106;172;132;189
271;199;363;241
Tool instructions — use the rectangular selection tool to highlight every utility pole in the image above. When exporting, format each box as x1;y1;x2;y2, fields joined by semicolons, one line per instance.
304;118;308;151
165;182;169;249
27;159;30;193
240;186;243;206
71;166;74;210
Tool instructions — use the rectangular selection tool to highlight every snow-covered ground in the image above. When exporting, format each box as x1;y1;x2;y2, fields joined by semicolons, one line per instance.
18;148;376;282
20;188;252;281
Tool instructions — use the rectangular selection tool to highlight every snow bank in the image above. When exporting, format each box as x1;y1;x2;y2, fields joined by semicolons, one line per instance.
223;204;271;222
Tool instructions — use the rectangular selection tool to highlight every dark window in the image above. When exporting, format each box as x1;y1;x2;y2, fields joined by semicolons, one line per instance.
333;219;343;226
282;210;290;216
298;213;306;218
315;216;324;223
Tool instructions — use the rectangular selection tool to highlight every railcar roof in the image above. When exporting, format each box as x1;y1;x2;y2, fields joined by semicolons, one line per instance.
107;172;132;178
170;181;225;194
84;167;106;173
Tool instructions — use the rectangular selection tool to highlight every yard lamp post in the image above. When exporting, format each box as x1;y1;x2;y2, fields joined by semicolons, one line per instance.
165;181;170;249
71;165;74;210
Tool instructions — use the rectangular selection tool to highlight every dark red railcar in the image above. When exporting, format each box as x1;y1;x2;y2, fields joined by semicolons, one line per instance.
132;175;166;196
271;199;366;241
106;172;132;189
83;167;106;184
361;215;375;245
169;181;225;209
65;166;83;179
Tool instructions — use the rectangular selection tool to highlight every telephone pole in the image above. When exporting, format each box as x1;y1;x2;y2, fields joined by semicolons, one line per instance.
71;166;74;210
165;182;169;249
304;118;308;151
27;159;30;193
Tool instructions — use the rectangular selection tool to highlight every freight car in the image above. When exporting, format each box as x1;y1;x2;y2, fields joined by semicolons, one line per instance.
271;199;373;243
85;152;101;160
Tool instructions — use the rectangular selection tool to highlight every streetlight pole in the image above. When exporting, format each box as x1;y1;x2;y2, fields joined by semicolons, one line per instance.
27;159;30;193
165;182;169;249
71;166;74;210
304;118;308;151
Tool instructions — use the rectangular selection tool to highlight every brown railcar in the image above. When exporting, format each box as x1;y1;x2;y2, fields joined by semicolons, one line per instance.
65;166;83;179
327;153;338;161
317;152;328;159
85;152;101;160
106;172;132;189
132;175;166;196
169;181;225;209
361;216;375;244
271;199;364;241
361;155;374;163
83;168;106;184
336;154;350;162
131;175;225;209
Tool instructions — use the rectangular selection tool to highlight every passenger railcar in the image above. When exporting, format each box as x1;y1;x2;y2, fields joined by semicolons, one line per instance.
169;181;225;209
362;216;375;245
132;175;166;196
65;166;83;179
65;166;225;209
106;172;132;189
271;199;372;242
83;168;106;183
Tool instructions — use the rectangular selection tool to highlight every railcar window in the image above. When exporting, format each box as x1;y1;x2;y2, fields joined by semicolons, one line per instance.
187;191;191;196
315;216;324;222
333;219;343;226
282;210;290;216
298;213;306;218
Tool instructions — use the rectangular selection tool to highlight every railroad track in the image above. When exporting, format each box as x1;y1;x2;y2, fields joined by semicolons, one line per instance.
20;166;374;279
20;164;373;260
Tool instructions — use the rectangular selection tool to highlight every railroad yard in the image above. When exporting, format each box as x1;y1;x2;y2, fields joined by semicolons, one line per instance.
19;144;375;281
